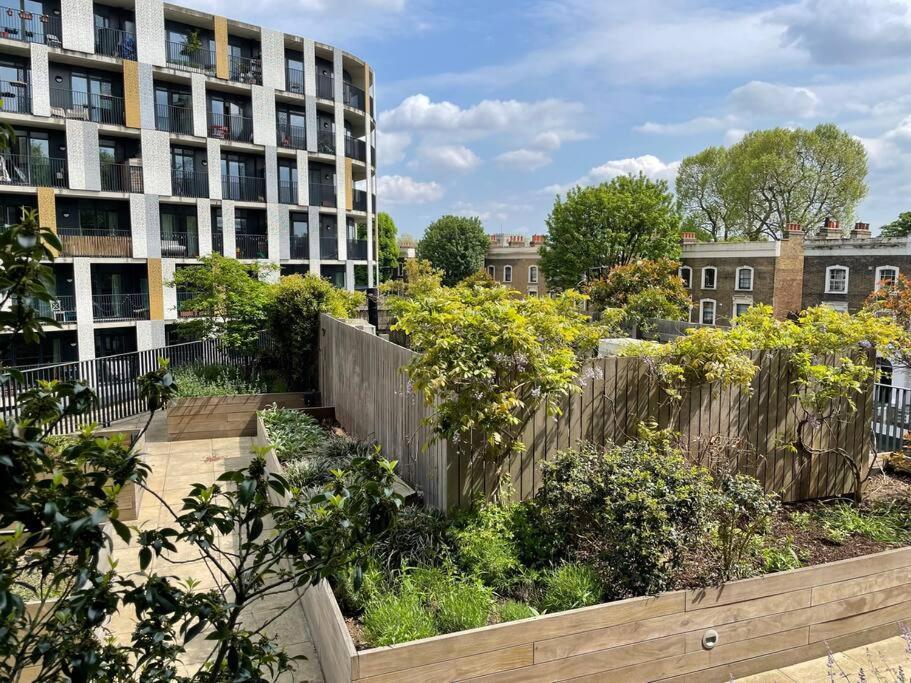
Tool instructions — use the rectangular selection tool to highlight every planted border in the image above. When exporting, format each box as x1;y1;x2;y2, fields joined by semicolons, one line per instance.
167;393;313;441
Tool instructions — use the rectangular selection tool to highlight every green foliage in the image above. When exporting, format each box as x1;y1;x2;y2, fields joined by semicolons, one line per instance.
539;173;682;290
540;563;603;612
452;498;521;590
497;600;538;623
713;473;781;581
676;124;868;240
815;502;911;545
881;211;911;238
379;258;444;299
362;590;439;646
377;212;400;279
759;537;802;573
417;215;490;286
172;363;267;397
258;404;327;463
335;559;387;614
434;579;494;633
460;269;501;289
370;504;451;572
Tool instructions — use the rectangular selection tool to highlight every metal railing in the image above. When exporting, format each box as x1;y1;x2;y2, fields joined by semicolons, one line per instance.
0;5;61;46
100;162;144;193
874;383;911;452
92;293;149;322
176;290;204;318
352;189;367;212
0;79;30;113
317;129;335;154
160;231;199;258
165;40;216;73
343;82;365;111
319;236;338;260
0;154;67;187
277;122;306;149
347;239;368;260
309;182;336;207
221;174;264;202
278;179;298;205
14;295;77;322
290;235;309;259
95;26;136;59
155;103;193;134
345;136;366;161
235;232;268;259
171;168;208;198
286;67;304;94
49;88;125;125
58;227;132;257
212;231;223;255
207;110;253;142
317;73;334;99
229;54;262;85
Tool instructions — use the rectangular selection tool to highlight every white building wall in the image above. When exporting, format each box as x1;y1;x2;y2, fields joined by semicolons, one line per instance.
252;85;276;147
197;198;212;256
206;139;222;200
135;0;166;67
65;120;101;191
73;259;94;360
136;320;165;351
264;146;278;204
222;201;236;256
296;150;309;206
308;205;320;275
61;0;95;53
140;129;172;196
138;63;157;130
260;28;286;91
162;259;177;319
191;73;208;137
28;44;49;117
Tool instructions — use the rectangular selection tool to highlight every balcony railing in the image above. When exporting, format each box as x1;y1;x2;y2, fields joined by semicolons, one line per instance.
155;103;193;135
100;162;144;193
16;295;77;322
286;66;304;94
58;228;131;257
309;182;336;208
207;111;253;143
317;73;334;100
161;231;199;258
171;168;208;198
290;235;309;259
345;137;366;162
212;231;223;255
166;40;216;73
317;129;335;155
229;54;262;85
277;122;306;150
347;239;368;260
50;88;125;125
235;232;268;259
92;293;149;322
95;27;136;59
176;290;204;318
0;5;62;46
278;179;298;205
319;237;338;260
0;79;30;113
352;189;367;212
222;174;264;202
0;154;67;188
343;82;365;111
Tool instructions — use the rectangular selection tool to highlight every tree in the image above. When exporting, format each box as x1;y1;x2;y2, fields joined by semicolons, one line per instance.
881;212;911;238
377;212;399;281
677;125;868;241
379;258;444;299
417;215;489;286
539;174;682;291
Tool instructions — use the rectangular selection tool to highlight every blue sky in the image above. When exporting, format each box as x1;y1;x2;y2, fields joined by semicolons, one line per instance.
187;0;911;238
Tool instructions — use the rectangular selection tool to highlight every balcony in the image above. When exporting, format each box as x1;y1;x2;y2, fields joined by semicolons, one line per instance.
235;232;268;259
156;103;193;135
277;122;306;150
207;111;253;143
343;82;365;111
352;189;367;212
0;154;67;188
92;293;149;322
176;290;203;318
161;231;199;258
345;137;366;162
212;231;223;255
347;239;368;260
317;73;334;100
309;182;336;208
229;54;262;85
166;41;216;74
317;130;335;155
100;162;144;193
286;67;304;94
0;79;30;114
0;5;62;46
290;235;308;259
50;88;125;125
171;169;208;198
95;27;136;59
222;174;264;202
320;237;338;260
278;180;297;205
16;295;77;323
58;228;132;257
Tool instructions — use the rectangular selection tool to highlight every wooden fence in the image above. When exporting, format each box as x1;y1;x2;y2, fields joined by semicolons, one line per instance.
319;315;875;509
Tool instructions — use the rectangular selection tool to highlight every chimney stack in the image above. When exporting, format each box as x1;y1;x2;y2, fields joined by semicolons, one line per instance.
782;222;803;240
680;231;697;245
530;234;545;246
819;217;842;240
850;222;871;239
508;234;526;247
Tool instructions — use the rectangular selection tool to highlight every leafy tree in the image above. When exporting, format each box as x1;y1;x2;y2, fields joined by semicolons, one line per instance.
379;258;444;299
377;212;400;281
539;174;681;290
677;125;868;240
417;216;489;286
459;269;500;289
266;273;364;389
881;212;911;238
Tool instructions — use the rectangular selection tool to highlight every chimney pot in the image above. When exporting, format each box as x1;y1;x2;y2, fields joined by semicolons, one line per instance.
681;231;697;244
850;222;871;239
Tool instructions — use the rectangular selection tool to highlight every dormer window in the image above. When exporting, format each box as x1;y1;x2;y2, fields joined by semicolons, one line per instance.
736;266;753;292
825;265;849;294
679;265;692;289
702;267;717;290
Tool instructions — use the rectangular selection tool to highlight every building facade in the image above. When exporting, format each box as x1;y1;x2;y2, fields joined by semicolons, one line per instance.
1;0;376;365
484;233;547;296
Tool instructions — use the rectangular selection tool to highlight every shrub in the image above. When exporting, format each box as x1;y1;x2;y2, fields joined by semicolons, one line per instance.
714;473;780;581
497;600;538;623
532;426;714;598
452;499;520;590
370;505;451;572
172;363;267;397
540;563;603;613
334;560;387;614
435;580;493;633
362;591;438;646
258;404;327;464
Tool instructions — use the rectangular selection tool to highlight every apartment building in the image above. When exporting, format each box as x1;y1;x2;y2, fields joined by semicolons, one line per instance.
1;0;376;366
484;233;547;296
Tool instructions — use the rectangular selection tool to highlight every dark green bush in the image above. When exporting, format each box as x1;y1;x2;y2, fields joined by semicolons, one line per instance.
173;363;267;397
540;563;603;612
370;505;451;572
714;473;780;580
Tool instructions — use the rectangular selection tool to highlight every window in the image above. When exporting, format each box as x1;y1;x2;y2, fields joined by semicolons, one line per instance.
700;299;716;325
875;266;899;290
735;266;753;291
734;302;751;318
503;265;512;283
527;288;538;297
825;265;849;294
529;265;539;284
486;265;495;278
679;265;692;289
702;267;717;290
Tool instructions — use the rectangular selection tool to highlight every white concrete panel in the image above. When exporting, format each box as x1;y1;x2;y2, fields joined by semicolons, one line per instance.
73;259;94;360
305;95;317;152
252;85;277;147
197;198;212;255
191;73;208;138
264;146;278;204
65;120;100;191
206;139;221;200
136;320;164;351
61;0;94;53
222;201;235;256
266;203;285;264
333;50;344;102
138;62;156;130
308;205;320;274
130;194;148;258
139;129;172;196
28;44;49;117
136;0;166;67
145;195;161;257
261;28;286;92
162;259;177;319
336;211;347;261
296;150;309;206
345;261;354;292
303;39;316;96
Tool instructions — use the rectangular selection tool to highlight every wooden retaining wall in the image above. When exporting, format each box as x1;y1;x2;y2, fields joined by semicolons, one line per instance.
167;393;308;441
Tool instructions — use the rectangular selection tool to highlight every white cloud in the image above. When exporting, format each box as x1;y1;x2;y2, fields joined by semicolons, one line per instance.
543;154;680;195
635;115;737;135
416;145;481;172
729;80;819;118
377;175;444;204
532;130;588;150
725;128;748;145
376;131;411;166
495;149;552;171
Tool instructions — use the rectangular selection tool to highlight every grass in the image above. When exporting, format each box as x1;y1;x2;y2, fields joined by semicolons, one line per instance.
497;600;538;623
540;563;603;613
815;502;911;545
435;580;493;632
173;363;267;397
362;591;438;646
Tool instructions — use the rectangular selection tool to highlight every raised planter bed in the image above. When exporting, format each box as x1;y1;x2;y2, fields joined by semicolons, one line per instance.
167;392;319;441
96;426;145;521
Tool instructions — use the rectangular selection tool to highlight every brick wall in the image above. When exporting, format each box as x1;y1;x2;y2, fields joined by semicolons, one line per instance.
485;252;547;296
802;252;911;312
680;256;778;325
